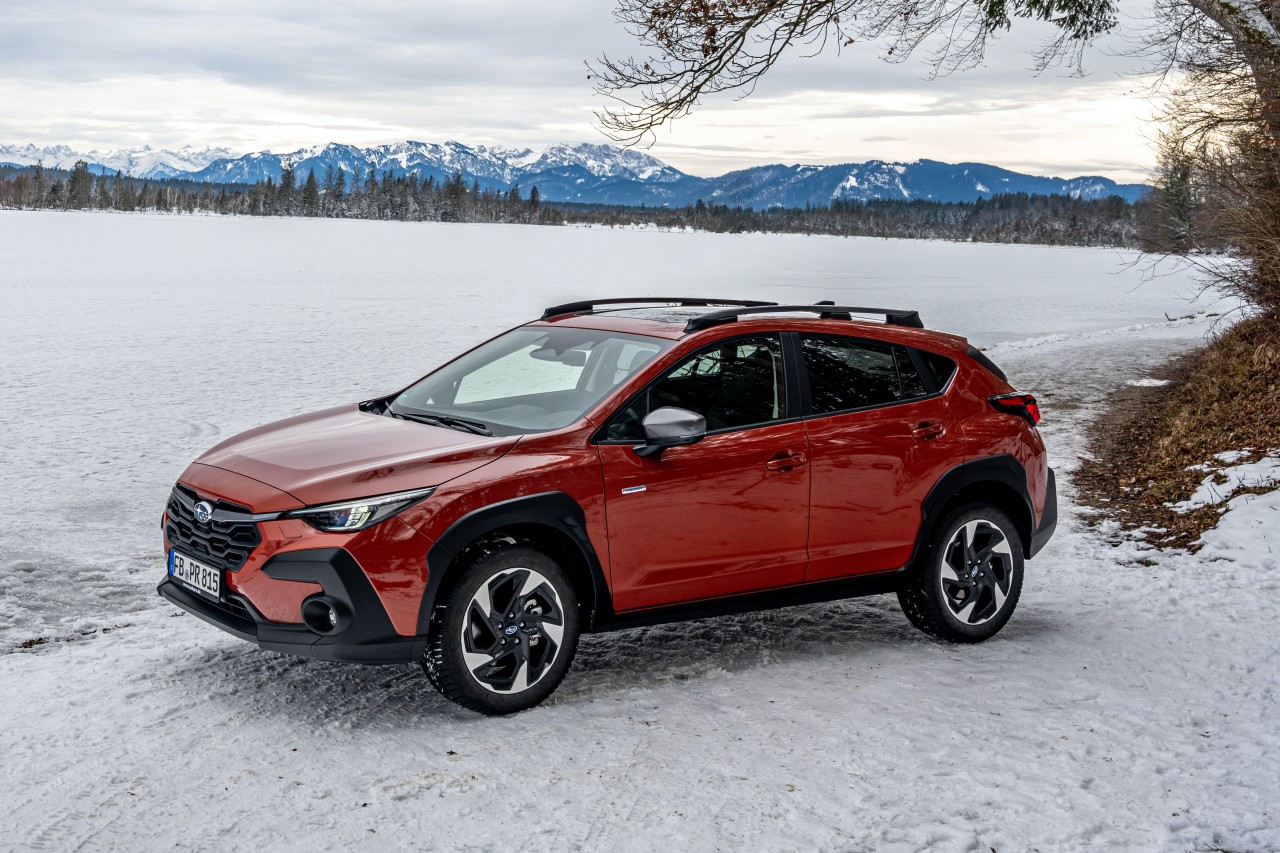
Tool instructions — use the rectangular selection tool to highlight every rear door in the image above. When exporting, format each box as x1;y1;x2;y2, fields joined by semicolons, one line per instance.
797;334;965;581
597;333;811;612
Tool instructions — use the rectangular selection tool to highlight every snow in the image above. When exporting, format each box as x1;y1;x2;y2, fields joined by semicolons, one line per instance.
1216;0;1280;48
1;211;1277;851
1199;489;1280;568
1169;451;1280;513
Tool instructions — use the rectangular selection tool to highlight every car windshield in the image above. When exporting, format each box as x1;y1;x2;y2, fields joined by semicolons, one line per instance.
391;326;672;436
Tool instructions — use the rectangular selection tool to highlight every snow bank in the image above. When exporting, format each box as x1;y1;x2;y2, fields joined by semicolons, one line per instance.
1198;487;1280;570
1170;450;1280;512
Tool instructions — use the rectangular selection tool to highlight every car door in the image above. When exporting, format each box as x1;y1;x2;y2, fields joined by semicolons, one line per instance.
798;334;966;582
596;333;810;612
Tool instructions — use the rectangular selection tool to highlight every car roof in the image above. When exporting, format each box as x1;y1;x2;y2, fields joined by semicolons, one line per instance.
530;304;968;352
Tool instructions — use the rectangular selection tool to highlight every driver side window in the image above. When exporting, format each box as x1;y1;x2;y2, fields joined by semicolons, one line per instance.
605;335;786;440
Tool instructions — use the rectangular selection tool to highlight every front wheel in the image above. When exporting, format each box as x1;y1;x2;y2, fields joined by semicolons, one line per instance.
423;544;580;715
898;505;1024;643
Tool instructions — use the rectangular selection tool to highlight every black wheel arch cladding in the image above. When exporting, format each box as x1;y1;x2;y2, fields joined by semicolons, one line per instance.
415;491;612;635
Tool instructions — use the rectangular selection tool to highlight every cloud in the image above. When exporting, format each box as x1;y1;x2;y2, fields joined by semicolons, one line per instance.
0;0;1162;181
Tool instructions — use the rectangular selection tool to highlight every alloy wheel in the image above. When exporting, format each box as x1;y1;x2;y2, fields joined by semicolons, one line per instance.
939;519;1015;626
460;568;566;694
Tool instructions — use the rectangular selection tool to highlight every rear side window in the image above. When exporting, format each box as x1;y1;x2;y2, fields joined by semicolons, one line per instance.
918;350;958;390
801;336;930;415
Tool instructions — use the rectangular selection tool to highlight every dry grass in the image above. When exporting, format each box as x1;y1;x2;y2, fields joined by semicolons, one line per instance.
1075;316;1280;548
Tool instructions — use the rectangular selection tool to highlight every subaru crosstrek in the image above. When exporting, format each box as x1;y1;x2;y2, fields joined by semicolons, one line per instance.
159;298;1056;714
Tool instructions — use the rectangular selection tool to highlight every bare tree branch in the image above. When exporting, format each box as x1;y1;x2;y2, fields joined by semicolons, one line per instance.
590;0;1120;142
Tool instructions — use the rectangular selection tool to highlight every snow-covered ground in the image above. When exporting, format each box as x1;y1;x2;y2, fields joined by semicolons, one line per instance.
1;211;1275;851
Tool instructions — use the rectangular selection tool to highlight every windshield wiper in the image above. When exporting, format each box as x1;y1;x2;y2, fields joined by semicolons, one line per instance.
390;407;492;436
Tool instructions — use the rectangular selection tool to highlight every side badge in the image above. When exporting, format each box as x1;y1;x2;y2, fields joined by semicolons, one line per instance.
621;485;647;495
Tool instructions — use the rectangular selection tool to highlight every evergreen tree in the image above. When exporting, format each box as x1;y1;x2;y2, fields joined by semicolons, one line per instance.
32;160;47;208
67;160;93;209
333;169;346;216
364;168;379;217
278;166;296;214
96;171;113;209
303;168;320;216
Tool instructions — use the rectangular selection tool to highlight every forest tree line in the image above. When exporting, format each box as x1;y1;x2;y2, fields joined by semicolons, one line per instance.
0;161;554;224
0;160;1153;247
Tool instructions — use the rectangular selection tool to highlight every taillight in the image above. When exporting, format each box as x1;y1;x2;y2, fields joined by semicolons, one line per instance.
989;393;1040;426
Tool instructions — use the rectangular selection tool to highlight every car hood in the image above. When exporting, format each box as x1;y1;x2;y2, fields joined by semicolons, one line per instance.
195;404;519;506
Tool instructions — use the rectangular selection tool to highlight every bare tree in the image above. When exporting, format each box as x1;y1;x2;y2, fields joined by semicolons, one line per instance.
1147;1;1280;142
1139;2;1280;318
591;0;1277;145
591;0;1121;143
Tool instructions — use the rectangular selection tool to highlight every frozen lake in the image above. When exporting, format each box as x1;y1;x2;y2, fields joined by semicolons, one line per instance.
0;211;1216;625
4;211;1275;852
0;212;1216;638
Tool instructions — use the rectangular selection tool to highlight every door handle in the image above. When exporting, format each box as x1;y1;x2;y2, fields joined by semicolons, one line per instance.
766;452;807;472
911;421;946;441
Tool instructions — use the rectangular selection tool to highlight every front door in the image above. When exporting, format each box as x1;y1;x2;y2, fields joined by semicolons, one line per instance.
596;334;810;612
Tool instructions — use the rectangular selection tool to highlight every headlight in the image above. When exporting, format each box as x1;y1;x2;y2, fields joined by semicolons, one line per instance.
287;487;437;532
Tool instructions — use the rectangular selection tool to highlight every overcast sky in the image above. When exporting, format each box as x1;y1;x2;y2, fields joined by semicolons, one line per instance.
0;0;1164;181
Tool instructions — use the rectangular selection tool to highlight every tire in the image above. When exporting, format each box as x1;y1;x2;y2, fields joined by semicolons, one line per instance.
422;543;580;715
897;504;1024;643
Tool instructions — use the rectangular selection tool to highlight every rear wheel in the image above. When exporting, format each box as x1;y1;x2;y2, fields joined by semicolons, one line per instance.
898;504;1023;642
422;543;580;715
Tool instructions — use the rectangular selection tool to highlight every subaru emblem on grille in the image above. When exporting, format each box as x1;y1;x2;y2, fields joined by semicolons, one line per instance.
193;501;213;524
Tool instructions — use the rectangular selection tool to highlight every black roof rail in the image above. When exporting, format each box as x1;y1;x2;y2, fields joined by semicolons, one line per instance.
541;297;777;321
684;304;924;333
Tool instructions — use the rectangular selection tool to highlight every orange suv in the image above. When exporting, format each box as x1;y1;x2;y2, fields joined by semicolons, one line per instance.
159;298;1056;714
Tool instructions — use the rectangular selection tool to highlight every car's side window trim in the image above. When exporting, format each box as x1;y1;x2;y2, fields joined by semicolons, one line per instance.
591;331;800;445
794;332;954;419
781;331;806;420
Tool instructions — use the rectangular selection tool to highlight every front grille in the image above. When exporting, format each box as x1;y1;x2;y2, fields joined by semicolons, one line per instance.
166;486;262;572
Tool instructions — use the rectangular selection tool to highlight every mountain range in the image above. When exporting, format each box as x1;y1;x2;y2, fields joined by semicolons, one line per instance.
0;141;1150;208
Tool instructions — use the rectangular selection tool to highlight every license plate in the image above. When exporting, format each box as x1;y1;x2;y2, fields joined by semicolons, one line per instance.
169;550;221;601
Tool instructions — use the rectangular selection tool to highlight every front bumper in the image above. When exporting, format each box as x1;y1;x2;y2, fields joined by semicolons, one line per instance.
1028;468;1058;558
158;547;427;664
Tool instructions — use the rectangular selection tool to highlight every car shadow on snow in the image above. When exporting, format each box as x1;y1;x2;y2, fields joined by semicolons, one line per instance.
173;595;1058;726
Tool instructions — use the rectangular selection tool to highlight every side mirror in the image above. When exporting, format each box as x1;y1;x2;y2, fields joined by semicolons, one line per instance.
632;407;706;458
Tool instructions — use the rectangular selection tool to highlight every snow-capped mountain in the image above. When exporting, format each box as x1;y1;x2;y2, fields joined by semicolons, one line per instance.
699;160;1148;208
183;141;680;187
0;143;237;179
0;140;1149;205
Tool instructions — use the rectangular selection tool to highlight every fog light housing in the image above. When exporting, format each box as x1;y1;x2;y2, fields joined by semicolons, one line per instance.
301;596;349;635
